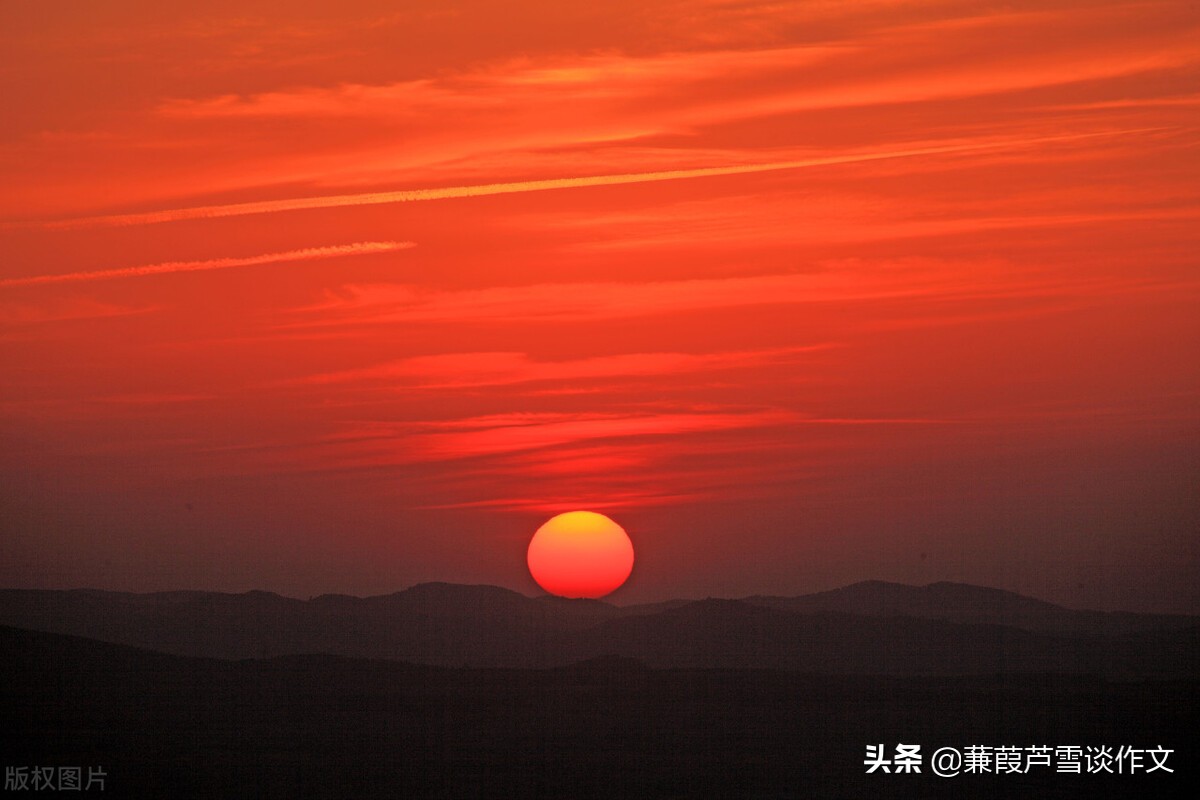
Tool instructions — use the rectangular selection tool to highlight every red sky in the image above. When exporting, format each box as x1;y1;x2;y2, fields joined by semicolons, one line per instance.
1;0;1197;612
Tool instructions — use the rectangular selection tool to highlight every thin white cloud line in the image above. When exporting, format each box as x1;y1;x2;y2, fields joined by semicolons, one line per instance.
25;130;1151;230
0;241;415;288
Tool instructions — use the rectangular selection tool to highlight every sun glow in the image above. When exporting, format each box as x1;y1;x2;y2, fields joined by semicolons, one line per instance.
527;511;635;599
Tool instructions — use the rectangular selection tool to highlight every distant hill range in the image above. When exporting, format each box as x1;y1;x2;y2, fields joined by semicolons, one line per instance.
0;581;1195;677
7;623;1194;800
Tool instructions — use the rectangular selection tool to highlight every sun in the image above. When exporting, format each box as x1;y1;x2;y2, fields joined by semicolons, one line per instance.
527;511;634;599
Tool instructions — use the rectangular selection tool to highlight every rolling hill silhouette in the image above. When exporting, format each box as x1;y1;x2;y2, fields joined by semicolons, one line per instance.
4;623;1195;800
0;581;1195;677
743;580;1193;634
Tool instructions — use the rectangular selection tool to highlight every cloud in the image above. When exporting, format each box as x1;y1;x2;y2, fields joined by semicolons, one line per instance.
411;491;706;514
0;242;413;287
93;393;215;405
160;10;1196;129
0;298;154;324
217;407;800;475
7;2;1195;224
250;407;951;477
546;196;1200;252
34;136;1097;229
157;45;840;120
361;408;802;462
288;260;1092;329
294;345;833;389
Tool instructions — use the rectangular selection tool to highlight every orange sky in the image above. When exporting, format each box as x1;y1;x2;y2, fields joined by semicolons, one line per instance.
2;0;1197;612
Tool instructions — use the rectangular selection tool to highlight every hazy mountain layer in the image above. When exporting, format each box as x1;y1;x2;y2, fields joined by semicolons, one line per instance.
0;581;1195;676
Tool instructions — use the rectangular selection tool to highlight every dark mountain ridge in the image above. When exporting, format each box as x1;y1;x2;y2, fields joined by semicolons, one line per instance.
1;581;1195;677
6;623;1195;799
744;579;1192;634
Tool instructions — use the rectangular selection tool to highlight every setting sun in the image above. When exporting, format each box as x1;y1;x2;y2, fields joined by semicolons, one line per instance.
527;511;634;599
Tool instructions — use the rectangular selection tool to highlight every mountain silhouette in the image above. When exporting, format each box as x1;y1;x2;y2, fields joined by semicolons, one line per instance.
743;579;1193;634
5;623;1195;800
0;581;1195;677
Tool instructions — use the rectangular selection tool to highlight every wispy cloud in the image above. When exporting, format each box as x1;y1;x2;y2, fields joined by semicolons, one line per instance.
160;14;1195;130
293;345;833;389
411;491;708;514
0;298;154;324
240;407;952;478
343;409;802;463
6;1;1194;225
0;242;413;287
27;133;1130;229
548;197;1200;252
288;260;1114;329
93;392;215;405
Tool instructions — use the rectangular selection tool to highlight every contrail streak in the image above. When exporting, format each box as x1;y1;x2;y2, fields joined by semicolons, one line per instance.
0;241;414;288
27;131;1141;230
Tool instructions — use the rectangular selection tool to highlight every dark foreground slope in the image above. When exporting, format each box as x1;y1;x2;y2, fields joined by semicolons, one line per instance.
3;626;1194;800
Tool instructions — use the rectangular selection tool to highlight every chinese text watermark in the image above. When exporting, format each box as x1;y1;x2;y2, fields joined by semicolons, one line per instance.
865;744;1174;777
4;767;106;792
